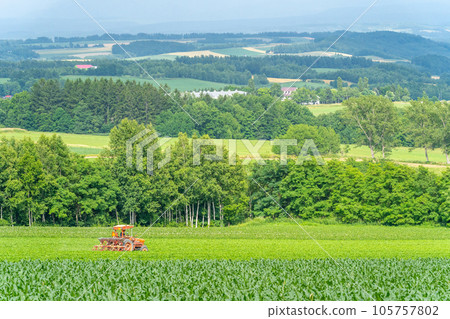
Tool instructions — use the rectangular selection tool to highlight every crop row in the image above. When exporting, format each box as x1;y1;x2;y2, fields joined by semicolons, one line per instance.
0;258;448;301
2;223;449;240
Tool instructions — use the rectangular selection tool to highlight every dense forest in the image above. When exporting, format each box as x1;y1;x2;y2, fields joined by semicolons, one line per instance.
0;78;321;138
0;119;448;227
412;55;450;75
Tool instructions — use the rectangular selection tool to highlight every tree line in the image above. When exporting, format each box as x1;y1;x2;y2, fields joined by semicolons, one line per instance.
0;119;248;227
250;159;449;226
0;119;448;227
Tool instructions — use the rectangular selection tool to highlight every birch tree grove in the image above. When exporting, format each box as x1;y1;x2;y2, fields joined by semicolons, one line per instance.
405;98;438;162
344;96;398;159
433;101;450;164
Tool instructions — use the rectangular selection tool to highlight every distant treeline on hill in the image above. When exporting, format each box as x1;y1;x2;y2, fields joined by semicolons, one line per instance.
297;31;450;60
39;31;450;59
3;30;450;62
176;55;373;69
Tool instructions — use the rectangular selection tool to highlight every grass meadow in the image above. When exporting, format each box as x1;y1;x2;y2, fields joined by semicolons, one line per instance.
35;46;113;59
307;103;346;115
211;47;265;56
1;129;449;166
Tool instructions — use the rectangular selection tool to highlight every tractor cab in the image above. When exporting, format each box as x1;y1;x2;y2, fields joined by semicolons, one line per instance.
93;225;147;252
112;225;133;238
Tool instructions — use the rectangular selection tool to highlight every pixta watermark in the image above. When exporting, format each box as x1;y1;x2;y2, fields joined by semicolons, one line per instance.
126;130;324;175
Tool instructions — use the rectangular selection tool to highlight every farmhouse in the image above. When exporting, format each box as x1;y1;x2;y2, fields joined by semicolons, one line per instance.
281;87;297;97
2;95;12;99
191;90;247;99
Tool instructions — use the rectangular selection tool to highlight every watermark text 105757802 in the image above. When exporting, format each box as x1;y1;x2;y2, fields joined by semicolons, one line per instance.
127;130;324;175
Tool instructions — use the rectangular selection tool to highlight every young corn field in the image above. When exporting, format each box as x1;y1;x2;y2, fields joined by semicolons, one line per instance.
1;259;448;301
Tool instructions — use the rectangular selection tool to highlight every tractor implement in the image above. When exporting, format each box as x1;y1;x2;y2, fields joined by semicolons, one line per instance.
92;225;148;252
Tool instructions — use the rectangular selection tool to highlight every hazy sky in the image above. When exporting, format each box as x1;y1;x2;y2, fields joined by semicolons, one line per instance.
0;0;449;38
0;0;447;22
1;0;355;21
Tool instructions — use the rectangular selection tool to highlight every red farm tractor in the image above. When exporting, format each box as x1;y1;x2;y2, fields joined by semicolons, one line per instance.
92;225;148;252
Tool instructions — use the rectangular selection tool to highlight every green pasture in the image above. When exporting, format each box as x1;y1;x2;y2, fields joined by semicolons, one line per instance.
307;103;346;115
35;47;112;59
281;81;330;89
0;129;108;148
345;145;448;164
211;47;265;56
1;129;448;166
307;101;410;116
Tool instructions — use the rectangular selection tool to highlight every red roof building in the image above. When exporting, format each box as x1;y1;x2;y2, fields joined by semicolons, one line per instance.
75;64;97;69
281;87;297;97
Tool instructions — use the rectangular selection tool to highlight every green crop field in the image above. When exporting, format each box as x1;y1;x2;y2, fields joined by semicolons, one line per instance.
307;103;346;115
344;145;448;164
1;222;449;261
1;258;448;301
307;102;411;116
35;46;112;59
61;75;230;92
0;223;448;300
281;81;330;89
0;129;106;156
0;128;109;147
0;78;9;84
